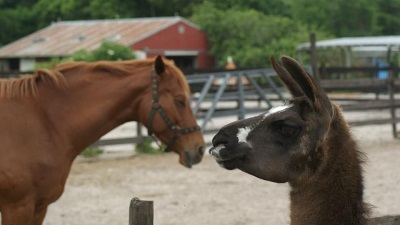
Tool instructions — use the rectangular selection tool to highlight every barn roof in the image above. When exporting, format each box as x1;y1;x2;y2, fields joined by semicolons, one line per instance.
0;17;199;58
297;36;400;51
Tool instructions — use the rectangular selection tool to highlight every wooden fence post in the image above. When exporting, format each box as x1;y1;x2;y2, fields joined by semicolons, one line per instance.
310;33;320;81
389;65;398;138
129;198;154;225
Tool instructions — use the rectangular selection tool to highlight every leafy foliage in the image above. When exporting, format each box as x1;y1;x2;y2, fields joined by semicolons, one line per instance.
2;0;400;68
70;41;136;62
286;0;380;37
35;57;71;69
135;137;164;154
35;41;135;69
191;2;316;67
80;146;104;158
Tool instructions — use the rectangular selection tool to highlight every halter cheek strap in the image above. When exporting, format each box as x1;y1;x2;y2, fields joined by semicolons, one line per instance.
146;68;200;152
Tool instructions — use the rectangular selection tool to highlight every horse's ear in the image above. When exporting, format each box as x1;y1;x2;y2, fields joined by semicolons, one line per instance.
154;55;165;75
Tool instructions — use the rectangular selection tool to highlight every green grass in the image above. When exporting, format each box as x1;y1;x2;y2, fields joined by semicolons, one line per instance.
135;137;164;154
80;147;104;158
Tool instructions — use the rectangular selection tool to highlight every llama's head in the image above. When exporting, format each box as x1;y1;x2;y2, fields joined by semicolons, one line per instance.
209;56;335;183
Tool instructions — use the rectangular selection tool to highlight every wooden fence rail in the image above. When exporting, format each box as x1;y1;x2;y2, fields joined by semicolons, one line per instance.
2;66;399;149
87;69;400;147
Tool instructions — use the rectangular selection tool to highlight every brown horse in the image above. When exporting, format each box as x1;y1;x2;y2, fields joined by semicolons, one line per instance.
0;56;205;225
210;56;370;224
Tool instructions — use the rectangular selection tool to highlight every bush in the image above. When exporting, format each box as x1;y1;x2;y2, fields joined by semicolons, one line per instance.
71;41;136;62
36;41;136;69
80;146;104;158
35;57;71;69
135;137;164;154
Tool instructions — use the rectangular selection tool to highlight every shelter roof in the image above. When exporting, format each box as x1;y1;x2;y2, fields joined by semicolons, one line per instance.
0;17;198;58
297;36;400;51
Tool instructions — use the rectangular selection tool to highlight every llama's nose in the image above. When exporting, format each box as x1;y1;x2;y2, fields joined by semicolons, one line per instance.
211;129;238;149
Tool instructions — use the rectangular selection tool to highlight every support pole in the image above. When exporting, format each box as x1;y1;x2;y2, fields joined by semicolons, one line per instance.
389;64;398;138
310;33;320;81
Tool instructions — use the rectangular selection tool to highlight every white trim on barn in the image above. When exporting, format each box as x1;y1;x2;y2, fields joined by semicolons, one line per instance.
133;50;147;59
20;58;36;72
164;50;198;56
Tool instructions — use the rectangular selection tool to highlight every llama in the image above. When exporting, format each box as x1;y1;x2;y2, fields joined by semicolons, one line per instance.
210;56;375;225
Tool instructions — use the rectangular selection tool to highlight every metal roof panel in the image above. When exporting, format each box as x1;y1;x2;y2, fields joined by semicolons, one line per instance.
0;17;189;58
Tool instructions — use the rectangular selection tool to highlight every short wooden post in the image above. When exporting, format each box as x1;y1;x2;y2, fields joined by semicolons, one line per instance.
129;198;154;225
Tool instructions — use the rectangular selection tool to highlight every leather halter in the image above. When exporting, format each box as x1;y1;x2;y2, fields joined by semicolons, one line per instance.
146;68;200;152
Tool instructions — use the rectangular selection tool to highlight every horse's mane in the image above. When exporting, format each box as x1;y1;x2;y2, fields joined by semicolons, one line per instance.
0;58;190;99
0;69;67;99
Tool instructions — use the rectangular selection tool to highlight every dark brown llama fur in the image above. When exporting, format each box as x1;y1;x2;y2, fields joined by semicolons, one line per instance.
289;104;369;225
209;56;374;225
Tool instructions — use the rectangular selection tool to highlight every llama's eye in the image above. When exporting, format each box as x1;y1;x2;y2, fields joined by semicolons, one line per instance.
275;121;299;137
279;126;296;136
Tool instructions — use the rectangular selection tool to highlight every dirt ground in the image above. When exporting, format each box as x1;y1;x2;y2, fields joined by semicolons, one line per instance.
38;122;400;225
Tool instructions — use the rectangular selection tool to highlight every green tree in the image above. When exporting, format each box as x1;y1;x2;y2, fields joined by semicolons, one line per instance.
0;5;37;45
287;0;381;36
375;0;400;35
191;2;322;68
3;0;400;68
193;0;289;16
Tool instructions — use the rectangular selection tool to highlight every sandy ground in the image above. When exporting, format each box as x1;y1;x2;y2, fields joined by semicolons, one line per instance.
38;119;400;225
0;106;399;225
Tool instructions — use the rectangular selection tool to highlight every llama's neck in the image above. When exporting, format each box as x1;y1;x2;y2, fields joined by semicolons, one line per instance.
289;110;369;225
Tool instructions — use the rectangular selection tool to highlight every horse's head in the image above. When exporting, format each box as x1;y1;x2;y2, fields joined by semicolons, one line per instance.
141;56;205;168
209;56;334;182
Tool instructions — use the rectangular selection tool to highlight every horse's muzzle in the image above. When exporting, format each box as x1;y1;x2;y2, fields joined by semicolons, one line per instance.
180;145;205;168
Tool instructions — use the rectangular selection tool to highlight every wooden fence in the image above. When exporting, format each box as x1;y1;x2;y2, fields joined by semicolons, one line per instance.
318;65;400;138
1;66;399;149
61;67;400;146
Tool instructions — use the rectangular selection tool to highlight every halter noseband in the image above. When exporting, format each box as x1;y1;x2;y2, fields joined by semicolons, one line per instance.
146;68;200;152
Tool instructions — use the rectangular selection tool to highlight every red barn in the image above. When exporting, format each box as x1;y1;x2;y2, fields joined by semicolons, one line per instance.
0;17;214;72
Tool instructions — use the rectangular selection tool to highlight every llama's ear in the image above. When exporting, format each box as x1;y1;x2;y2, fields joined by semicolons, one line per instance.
270;56;307;99
280;56;318;102
280;56;331;113
154;55;165;75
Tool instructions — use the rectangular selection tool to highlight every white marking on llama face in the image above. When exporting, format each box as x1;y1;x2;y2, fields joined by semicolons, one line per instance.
210;145;225;157
262;104;293;120
237;127;252;143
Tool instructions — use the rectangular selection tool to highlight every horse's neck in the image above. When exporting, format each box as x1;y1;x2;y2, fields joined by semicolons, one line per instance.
39;65;151;158
289;112;368;225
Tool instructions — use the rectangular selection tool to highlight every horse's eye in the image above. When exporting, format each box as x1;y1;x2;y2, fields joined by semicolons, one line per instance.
175;98;186;108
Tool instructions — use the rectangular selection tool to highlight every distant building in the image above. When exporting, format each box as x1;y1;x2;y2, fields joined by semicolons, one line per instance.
0;16;214;72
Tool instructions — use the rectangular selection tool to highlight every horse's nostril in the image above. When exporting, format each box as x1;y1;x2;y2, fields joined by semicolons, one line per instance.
198;146;205;156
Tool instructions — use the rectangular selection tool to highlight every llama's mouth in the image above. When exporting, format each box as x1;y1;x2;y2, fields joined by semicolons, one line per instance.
209;145;246;170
